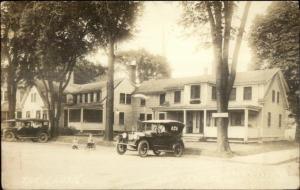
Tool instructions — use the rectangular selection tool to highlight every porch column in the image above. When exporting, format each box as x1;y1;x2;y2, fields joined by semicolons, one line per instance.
244;109;249;143
80;108;84;132
67;108;70;127
203;109;207;134
183;109;187;134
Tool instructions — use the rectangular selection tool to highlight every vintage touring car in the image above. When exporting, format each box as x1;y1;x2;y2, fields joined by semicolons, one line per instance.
116;120;185;157
1;118;50;143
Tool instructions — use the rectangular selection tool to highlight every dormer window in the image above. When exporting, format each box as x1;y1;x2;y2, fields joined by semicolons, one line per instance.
190;85;200;104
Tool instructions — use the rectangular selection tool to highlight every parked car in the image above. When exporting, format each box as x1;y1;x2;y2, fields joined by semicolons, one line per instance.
116;120;185;157
1;118;50;143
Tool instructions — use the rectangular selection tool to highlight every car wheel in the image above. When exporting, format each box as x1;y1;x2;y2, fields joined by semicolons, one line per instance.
173;143;184;157
4;131;15;142
116;143;127;155
138;140;149;157
38;132;49;143
153;148;161;156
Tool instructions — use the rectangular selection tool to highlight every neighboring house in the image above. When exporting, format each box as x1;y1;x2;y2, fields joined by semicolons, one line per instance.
1;82;26;122
132;69;290;143
63;77;136;132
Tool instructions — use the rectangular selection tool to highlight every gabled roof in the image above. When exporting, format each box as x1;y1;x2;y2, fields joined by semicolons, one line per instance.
135;69;281;94
65;78;124;94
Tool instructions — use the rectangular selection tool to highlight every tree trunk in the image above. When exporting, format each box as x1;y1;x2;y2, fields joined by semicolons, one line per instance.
104;37;115;141
7;64;17;120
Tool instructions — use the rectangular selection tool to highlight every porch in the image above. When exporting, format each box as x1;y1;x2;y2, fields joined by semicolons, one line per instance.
156;107;261;143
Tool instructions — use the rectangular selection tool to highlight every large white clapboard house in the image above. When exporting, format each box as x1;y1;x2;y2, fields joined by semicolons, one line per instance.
1;68;291;142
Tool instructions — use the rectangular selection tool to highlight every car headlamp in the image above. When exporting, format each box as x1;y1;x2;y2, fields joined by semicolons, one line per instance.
133;133;139;140
122;132;127;139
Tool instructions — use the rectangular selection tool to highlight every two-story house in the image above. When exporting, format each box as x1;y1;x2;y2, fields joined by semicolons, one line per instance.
63;77;136;132
132;69;289;143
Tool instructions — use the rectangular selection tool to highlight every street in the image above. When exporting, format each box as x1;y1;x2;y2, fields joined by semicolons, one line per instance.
2;141;299;189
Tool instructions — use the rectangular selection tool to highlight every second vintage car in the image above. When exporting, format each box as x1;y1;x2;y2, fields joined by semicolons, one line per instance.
1;118;50;143
116;120;185;157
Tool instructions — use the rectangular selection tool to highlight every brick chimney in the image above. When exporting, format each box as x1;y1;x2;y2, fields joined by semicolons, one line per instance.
128;61;137;85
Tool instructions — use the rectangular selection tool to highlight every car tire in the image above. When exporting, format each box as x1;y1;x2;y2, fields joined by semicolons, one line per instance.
138;140;149;157
153;149;161;156
116;143;127;155
4;131;15;142
173;142;184;157
37;132;49;143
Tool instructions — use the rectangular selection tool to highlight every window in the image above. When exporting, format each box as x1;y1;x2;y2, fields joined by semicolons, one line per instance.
272;90;275;102
36;110;41;119
85;93;88;103
126;94;131;104
43;111;47;119
140;99;146;106
90;93;94;103
79;94;82;103
31;93;37;102
279;114;282;128
277;92;280;103
267;112;271;127
26;111;30;118
212;86;216;100
243;87;252;100
16;112;22;119
147;114;152;120
139;113;145;121
159;93;165;105
191;85;200;99
119;112;125;125
120;93;125;104
159;113;165;120
229;88;236;101
96;91;101;102
230;112;244;126
83;109;102;123
69;109;81;122
174;91;181;103
120;93;131;104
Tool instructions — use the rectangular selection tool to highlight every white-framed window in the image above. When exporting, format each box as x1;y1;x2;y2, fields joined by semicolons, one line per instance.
119;112;125;125
120;93;131;104
31;93;37;102
158;112;166;120
243;87;252;100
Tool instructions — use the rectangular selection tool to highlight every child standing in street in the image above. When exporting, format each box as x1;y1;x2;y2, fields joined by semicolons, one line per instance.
72;137;79;149
87;133;95;149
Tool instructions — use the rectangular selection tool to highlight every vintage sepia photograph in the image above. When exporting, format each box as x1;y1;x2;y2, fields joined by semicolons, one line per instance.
1;1;299;189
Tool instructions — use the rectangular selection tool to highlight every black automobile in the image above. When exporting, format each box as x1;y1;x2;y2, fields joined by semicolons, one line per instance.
1;118;50;143
116;120;185;157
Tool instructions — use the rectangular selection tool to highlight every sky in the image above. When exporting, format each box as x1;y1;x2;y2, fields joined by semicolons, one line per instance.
89;1;272;78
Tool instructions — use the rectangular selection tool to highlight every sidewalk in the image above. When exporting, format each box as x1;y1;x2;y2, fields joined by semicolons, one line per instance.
230;148;299;165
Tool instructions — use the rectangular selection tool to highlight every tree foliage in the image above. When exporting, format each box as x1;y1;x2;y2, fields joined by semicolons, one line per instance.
116;49;171;83
73;59;107;84
248;1;300;141
20;1;95;137
1;1;35;119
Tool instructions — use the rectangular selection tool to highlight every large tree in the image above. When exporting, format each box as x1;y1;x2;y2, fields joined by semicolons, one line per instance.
85;1;142;141
116;49;171;83
73;59;107;84
20;2;95;138
182;2;251;154
248;1;300;142
1;2;35;120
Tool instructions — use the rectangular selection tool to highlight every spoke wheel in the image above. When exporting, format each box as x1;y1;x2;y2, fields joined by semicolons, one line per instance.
173;143;184;157
153;148;161;156
116;143;127;155
138;140;149;157
38;133;49;143
4;131;15;142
